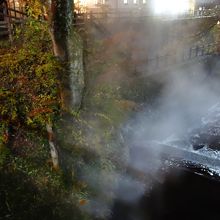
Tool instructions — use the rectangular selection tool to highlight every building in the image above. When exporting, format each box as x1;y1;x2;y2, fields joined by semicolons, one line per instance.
81;0;149;13
85;0;197;15
106;0;148;11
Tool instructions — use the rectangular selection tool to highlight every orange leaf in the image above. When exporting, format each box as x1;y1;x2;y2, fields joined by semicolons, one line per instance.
79;199;88;206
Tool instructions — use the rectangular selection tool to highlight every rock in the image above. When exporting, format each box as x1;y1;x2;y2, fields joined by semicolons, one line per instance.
189;103;220;150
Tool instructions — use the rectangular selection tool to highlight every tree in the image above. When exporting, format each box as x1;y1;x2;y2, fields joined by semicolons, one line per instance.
0;0;85;170
50;0;84;112
49;0;85;168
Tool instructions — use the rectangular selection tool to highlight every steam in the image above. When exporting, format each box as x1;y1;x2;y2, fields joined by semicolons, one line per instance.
80;69;220;218
126;70;220;143
77;12;220;219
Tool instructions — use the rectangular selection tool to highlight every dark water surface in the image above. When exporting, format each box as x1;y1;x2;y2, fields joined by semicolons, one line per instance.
110;168;220;220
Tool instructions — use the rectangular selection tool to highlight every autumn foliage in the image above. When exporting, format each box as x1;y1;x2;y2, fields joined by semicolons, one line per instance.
0;19;61;134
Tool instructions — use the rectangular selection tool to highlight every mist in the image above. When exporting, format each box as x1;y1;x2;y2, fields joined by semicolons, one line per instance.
126;70;219;141
74;5;220;219
80;56;220;218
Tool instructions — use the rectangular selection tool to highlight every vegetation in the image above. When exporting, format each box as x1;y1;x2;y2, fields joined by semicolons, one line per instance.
0;7;133;220
0;3;90;218
0;20;60;130
0;18;76;220
1;1;219;219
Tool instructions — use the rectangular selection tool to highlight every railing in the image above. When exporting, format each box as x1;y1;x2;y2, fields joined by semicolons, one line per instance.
0;5;26;20
72;8;220;26
73;12;88;26
0;4;26;38
6;7;26;20
135;44;219;74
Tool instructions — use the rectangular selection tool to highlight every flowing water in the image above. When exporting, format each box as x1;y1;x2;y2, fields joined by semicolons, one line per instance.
160;102;220;177
110;103;220;220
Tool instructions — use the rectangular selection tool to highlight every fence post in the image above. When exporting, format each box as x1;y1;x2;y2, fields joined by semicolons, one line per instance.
189;47;192;59
195;46;199;57
207;44;211;55
90;11;92;23
5;3;12;41
156;55;159;68
201;45;204;56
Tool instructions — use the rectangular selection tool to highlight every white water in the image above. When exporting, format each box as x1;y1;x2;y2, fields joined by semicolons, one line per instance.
159;103;220;176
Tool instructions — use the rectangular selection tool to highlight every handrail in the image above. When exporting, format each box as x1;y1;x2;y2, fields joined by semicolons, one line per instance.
0;7;26;20
74;9;220;18
0;3;26;39
0;12;25;20
72;10;219;27
7;7;26;17
7;7;26;21
141;43;219;74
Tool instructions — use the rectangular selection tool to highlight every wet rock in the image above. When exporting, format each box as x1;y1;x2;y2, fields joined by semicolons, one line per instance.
189;103;220;150
190;126;220;150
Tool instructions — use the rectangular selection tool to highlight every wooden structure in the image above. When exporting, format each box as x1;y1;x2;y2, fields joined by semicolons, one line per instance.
0;0;26;38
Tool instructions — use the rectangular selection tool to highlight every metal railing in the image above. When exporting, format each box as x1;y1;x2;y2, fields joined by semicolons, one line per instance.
72;8;220;26
134;44;219;74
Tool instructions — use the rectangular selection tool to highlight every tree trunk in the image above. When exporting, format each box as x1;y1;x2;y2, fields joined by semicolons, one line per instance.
49;0;85;168
46;124;59;169
50;0;84;112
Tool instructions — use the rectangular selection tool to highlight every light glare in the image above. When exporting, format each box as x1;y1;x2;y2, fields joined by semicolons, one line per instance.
153;0;190;15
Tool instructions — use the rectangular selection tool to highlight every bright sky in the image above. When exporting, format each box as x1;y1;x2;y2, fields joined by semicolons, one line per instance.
152;0;190;15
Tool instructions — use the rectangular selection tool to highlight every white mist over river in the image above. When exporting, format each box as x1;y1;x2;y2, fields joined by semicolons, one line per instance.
125;68;220;180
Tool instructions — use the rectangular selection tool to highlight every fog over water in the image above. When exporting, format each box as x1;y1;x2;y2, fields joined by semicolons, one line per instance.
80;7;220;217
80;60;220;218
